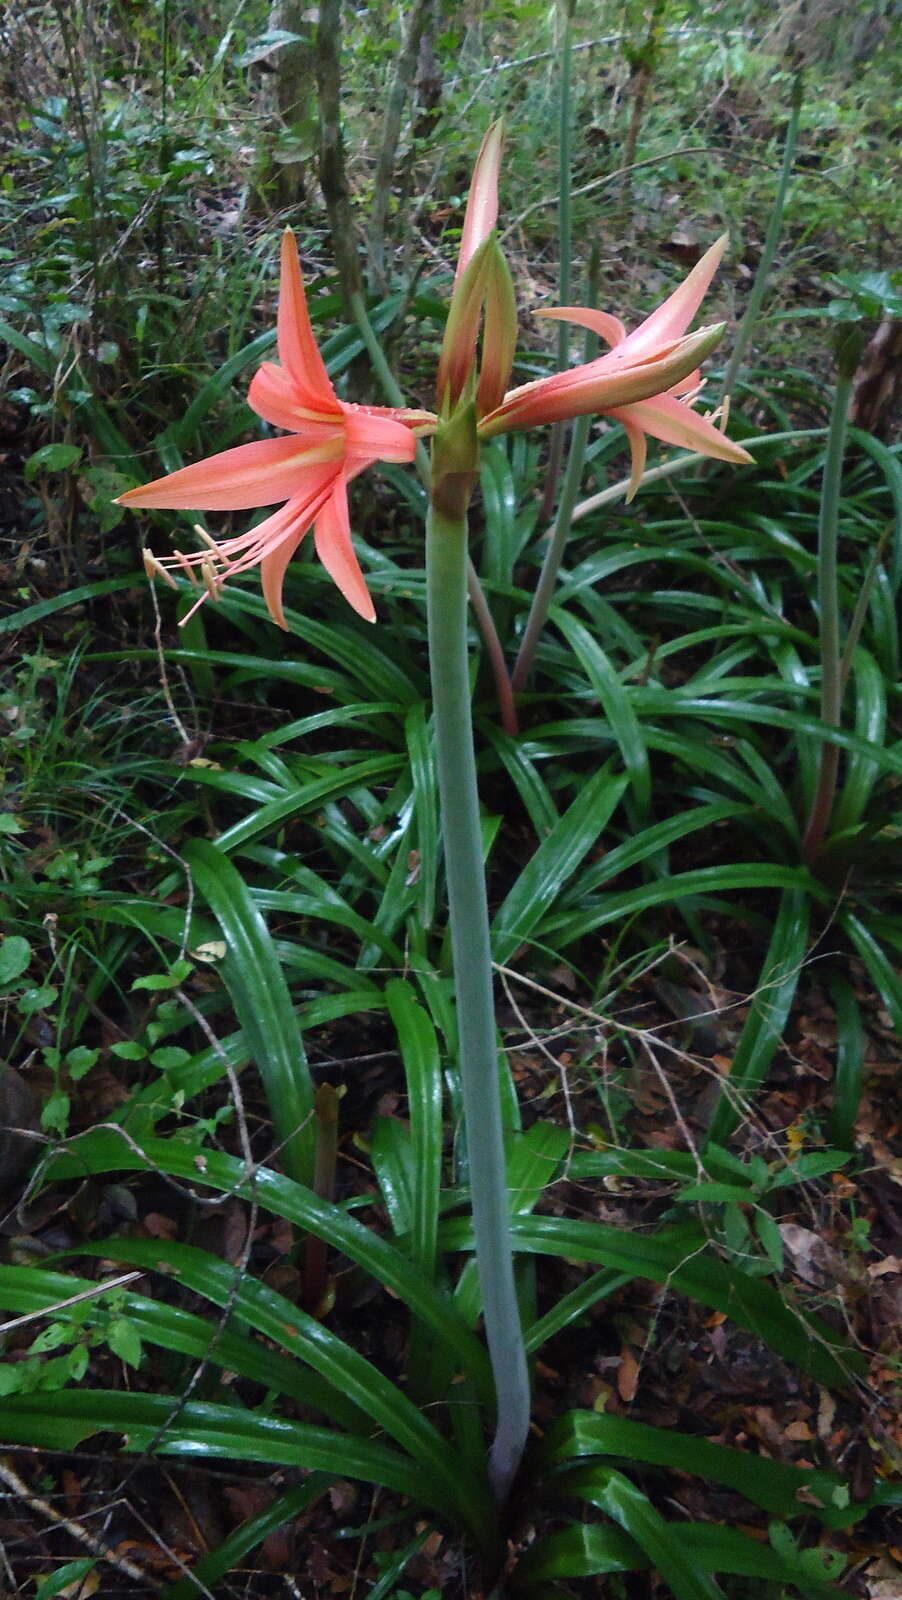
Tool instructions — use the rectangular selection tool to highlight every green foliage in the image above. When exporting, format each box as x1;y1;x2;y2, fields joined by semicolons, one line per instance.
0;1284;144;1397
2;3;899;1593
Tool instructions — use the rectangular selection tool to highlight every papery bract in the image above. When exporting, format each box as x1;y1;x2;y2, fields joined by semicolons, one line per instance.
479;235;752;497
119;231;435;627
436;122;515;418
454;120;504;285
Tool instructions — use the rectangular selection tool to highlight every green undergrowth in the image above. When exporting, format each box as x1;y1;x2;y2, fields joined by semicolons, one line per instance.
2;390;900;1595
2;2;900;1593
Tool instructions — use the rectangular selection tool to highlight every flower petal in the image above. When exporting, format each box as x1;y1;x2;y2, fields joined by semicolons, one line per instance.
437;234;495;413
260;520;312;629
536;306;627;349
277;230;339;406
209;474;337;570
248;361;341;432
117;435;344;512
314;481;376;622
617;235;729;361
351;402;438;431
609;392;753;464
477;238;517;415
479;323;726;436
621;419;648;503
343;405;418;465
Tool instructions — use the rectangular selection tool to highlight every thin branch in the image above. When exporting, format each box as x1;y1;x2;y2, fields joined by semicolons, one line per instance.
0;1457;160;1589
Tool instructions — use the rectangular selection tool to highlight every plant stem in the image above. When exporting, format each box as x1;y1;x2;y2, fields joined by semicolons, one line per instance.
512;249;599;694
721;73;802;405
539;0;575;522
802;359;856;864
426;498;530;1504
512;411;591;693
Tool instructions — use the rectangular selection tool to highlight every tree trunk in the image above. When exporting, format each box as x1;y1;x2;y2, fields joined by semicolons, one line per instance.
315;0;363;315
252;0;317;213
270;0;317;209
366;0;433;292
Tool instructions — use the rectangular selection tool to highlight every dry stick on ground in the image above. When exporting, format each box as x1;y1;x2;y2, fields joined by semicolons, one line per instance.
491;959;807;1145
0;1456;161;1590
497;965;578;1143
498;979;873;1389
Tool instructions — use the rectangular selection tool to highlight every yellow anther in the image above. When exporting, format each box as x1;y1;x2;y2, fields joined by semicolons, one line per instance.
142;548;178;588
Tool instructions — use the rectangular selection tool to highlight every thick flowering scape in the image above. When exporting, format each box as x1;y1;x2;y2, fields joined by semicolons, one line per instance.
118;231;433;626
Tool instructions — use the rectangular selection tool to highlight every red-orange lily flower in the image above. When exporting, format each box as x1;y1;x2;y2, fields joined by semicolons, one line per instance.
118;231;435;626
479;235;752;496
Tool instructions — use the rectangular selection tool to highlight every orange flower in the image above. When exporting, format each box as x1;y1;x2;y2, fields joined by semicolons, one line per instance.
119;231;434;626
479;236;752;496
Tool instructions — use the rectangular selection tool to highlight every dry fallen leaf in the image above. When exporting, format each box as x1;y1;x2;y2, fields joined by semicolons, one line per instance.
617;1346;640;1403
778;1223;849;1286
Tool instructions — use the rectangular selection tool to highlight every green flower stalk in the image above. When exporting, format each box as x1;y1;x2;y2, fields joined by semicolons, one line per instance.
428;405;530;1502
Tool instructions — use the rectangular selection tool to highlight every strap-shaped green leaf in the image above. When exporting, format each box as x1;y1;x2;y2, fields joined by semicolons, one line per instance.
184;838;314;1185
535;1411;856;1528
705;885;810;1146
404;704;439;929
492;766;627;964
71;1238;473;1524
0;1264;365;1433
42;1132;494;1405
554;611;651;814
831;646;885;833
0;1391;439;1507
841;909;902;1036
162;1477;331;1600
542;862;820;947
439;1214;863;1388
564;1466;726;1600
511;1517;842;1594
386;979;443;1277
828;970;864;1149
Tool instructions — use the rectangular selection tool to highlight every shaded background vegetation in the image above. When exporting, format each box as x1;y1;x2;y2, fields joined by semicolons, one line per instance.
0;1;900;1596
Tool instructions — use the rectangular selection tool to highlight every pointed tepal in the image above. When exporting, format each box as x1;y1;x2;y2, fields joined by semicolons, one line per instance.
118;231;433;626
